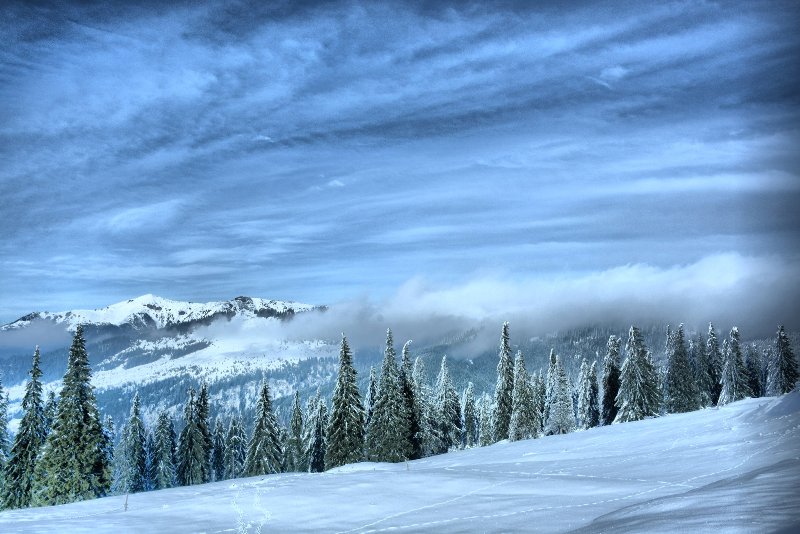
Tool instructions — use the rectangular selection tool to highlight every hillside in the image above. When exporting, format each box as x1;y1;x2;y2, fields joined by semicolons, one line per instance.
1;392;797;533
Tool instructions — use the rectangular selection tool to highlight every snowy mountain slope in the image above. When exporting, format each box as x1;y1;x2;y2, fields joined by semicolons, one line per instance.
1;392;797;533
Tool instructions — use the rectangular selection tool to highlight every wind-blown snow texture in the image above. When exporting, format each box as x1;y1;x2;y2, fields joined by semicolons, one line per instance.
1;393;798;533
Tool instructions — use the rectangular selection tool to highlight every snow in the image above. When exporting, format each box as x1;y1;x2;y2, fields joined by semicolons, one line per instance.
2;392;798;533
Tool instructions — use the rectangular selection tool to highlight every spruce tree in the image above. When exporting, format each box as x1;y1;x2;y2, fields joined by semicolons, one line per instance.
601;335;621;425
614;326;660;423
144;430;156;491
577;359;600;429
100;415;115;488
2;347;46;509
462;382;477;448
244;380;283;476
772;325;798;394
477;394;493;447
195;382;212;483
0;382;9;489
706;323;724;405
509;351;537;441
286;392;304;472
177;388;206;486
304;391;327;473
366;329;411;462
665;324;700;413
42;390;57;437
435;356;462;451
35;327;111;505
545;355;575;435
719;327;751;404
325;334;366;469
116;392;147;494
544;349;558;424
744;345;763;398
223;415;247;480
412;357;442;457
365;366;377;428
153;411;177;489
399;340;422;460
532;370;546;435
692;333;713;407
211;416;226;482
492;322;514;442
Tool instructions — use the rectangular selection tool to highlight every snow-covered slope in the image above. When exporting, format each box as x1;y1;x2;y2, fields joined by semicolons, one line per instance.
1;393;798;533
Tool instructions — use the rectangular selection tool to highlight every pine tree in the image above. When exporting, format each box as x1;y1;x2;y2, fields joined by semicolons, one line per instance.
477;394;494;447
412;357;443;457
508;351;537;441
435;356;462;451
691;333;714;407
545;355;575;435
211;416;226;482
744;345;763;398
42;390;57;437
195;382;212;483
365;366;377;428
177;388;206;486
706;323;724;405
116;392;147;494
153;411;177;489
100;415;115;487
462;383;477;448
399;340;422;460
2;347;46;509
366;329;411;462
614;326;660;423
577;359;600;429
325;334;366;469
532;370;546;435
0;381;9;489
601;335;621;425
772;325;798;394
719;327;751;405
492;322;514;442
144;430;156;491
544;349;558;424
244;380;283;476
304;391;327;473
286;392;304;472
665;324;700;413
35;327;111;505
223;415;247;480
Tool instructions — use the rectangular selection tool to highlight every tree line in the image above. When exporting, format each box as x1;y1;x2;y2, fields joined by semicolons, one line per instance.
0;322;796;510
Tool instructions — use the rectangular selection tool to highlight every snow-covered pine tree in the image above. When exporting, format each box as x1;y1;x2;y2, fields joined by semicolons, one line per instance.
508;351;537;441
144;430;156;491
492;322;514;443
545;355;575;435
177;388;206;486
706;323;723;405
614;326;660;423
286;392;304;472
462;382;477;448
532;370;546;435
399;340;422;460
100;415;115;486
116;392;147;494
544;349;558;425
244;380;283;476
365;366;377;428
577;359;600;429
195;382;212;483
744;345;763;398
691;333;713;407
719;328;751;404
772;325;798;394
412;357;443;457
601;335;621;425
665;324;700;413
0;382;8;489
153;411;177;489
42;390;57;438
435;356;462;451
1;347;46;509
211;416;226;482
366;329;411;462
223;415;247;480
304;391;327;473
325;334;365;469
34;327;111;506
477;393;493;447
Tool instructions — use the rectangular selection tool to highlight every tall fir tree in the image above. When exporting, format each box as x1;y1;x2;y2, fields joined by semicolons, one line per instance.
545;355;575;435
223;415;247;480
100;415;115;487
691;333;714;407
211;416;226;482
195;382;212;483
665;324;701;413
706;323;724;405
772;325;798;394
399;340;422;460
116;392;147;494
532;370;546;436
286;392;304;472
304;390;327;473
435;356;462;451
492;322;514;443
412;357;443;457
614;326;660;423
0;381;9;490
144;431;156;491
477;394;493;447
365;366;378;428
2;347;46;509
462;382;477;448
152;411;177;490
366;329;411;462
744;345;763;398
177;388;206;486
42;390;57;438
244;380;283;476
508;351;537;441
601;335;621;425
35;327;111;506
719;327;751;405
577;359;600;429
325;334;366;469
544;349;558;425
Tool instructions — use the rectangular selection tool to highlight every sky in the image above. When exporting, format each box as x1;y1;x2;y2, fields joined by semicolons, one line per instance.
1;0;799;335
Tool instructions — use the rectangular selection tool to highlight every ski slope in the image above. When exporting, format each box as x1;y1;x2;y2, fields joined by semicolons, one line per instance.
2;392;798;533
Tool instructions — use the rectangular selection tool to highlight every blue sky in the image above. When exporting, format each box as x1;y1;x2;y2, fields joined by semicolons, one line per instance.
1;1;799;333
